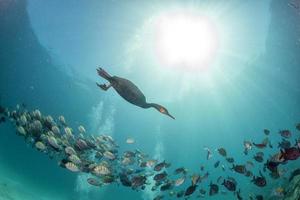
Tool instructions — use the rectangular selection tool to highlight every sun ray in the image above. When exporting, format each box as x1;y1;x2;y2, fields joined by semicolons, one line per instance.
154;11;219;70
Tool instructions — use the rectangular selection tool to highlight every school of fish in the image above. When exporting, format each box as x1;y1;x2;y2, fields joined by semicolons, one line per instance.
0;104;300;200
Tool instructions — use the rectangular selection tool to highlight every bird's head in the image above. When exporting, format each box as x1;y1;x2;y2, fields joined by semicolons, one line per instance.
152;104;175;119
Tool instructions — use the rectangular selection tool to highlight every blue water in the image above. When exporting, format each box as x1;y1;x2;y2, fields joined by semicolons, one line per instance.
0;0;300;199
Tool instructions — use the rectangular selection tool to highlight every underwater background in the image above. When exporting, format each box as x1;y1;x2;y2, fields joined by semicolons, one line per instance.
0;0;300;200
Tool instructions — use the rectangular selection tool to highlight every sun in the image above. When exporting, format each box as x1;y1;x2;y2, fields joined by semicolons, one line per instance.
154;11;219;70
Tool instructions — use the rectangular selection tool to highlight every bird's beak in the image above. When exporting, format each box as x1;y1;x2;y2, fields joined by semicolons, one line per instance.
167;113;175;120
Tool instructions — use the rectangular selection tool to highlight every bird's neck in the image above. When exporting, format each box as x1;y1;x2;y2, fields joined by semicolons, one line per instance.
144;103;159;110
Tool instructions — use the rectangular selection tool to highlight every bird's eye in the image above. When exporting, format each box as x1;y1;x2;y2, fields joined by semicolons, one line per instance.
159;108;165;113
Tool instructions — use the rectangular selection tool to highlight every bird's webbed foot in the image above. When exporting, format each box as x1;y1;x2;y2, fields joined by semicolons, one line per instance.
96;83;111;91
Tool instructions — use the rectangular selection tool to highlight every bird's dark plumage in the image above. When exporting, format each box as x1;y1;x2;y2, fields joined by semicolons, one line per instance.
96;68;174;119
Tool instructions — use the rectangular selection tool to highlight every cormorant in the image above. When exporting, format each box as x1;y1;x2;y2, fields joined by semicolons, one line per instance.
96;67;175;119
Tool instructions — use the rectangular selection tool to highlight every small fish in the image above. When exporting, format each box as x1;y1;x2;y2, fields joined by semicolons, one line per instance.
78;125;86;134
217;148;227;157
20;114;27;125
58;115;66;125
102;175;115;184
253;154;264;163
93;164;111;176
35;141;46;151
221;164;226;171
64;127;73;138
48;136;60;150
160;182;173;191
263;129;270;135
200;165;205;171
209;182;219;196
51;126;60;135
253;143;267;149
126;138;135;144
280;147;300;161
185;184;197;196
146;159;157;167
222;178;236;192
264;160;279;173
174;167;187;175
231;164;246;174
270;152;285;163
32;109;41;119
65;162;79;172
119;173;132;187
154;171;168;182
123;151;136;158
131;175;146;188
17;126;26;136
175;176;186;186
191;174;200;186
154;161;170;171
139;161;147;168
214;160;220;168
226;157;235;163
87;178;102;186
103;151;116;160
279;130;291;138
254;138;269;148
252;171;266;187
65;146;76;155
204;147;212;160
75;139;88;151
68;154;81;165
121;157;134;165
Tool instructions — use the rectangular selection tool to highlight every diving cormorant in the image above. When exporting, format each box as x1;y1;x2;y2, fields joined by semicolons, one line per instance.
96;68;175;119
